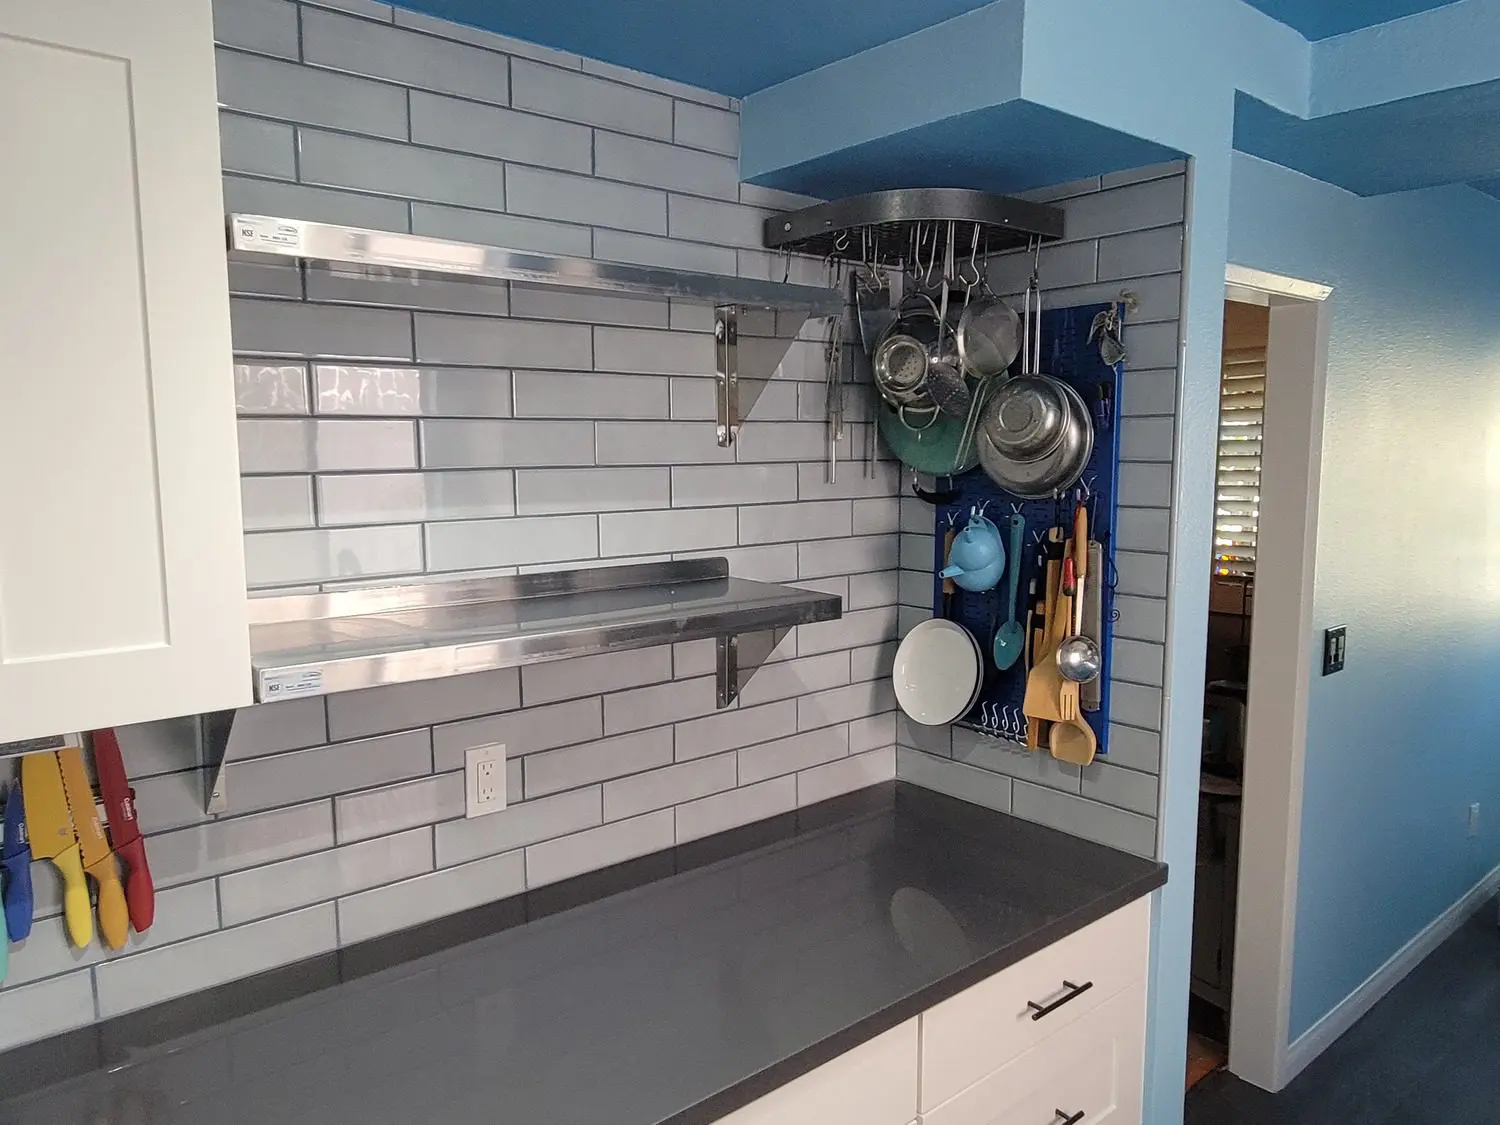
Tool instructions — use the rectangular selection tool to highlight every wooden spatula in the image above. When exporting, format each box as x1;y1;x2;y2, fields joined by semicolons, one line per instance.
1023;555;1066;724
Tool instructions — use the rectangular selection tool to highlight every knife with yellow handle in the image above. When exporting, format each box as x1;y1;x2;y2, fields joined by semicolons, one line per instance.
57;746;128;951
20;751;92;949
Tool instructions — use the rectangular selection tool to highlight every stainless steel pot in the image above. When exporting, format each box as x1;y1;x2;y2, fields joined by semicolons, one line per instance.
955;294;1021;378
977;377;1093;499
981;374;1070;461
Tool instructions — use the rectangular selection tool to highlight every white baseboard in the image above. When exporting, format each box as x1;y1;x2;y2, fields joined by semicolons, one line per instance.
1282;860;1500;1084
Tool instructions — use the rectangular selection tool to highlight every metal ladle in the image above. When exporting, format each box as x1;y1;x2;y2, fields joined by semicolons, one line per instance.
1057;505;1102;684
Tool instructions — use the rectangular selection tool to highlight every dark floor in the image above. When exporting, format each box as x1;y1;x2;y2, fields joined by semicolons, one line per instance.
1186;901;1500;1124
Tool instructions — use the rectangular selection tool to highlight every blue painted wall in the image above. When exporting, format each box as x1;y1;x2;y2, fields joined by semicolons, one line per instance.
1228;152;1500;1038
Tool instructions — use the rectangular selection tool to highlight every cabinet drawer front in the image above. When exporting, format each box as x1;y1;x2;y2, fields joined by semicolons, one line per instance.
717;1019;919;1125
920;898;1149;1110
921;981;1146;1125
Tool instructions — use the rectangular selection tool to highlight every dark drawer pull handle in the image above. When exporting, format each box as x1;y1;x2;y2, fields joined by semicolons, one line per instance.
1054;1111;1085;1125
1027;979;1094;1020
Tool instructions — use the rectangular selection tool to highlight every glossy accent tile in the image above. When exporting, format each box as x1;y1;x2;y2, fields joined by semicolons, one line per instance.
435;786;601;867
230;299;414;362
675;777;796;843
94;905;338;1019
520;647;672;708
423;514;597;572
419;420;594;469
523;728;674;798
219;829;432;926
234;363;309;415
337;850;525;945
314;365;513;418
524;809;675;888
316;470;515;527
244;525;423;587
334;772;466;845
515;467;668;516
241;476;314;531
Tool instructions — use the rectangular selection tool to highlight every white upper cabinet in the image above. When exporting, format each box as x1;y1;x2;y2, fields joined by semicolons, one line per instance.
0;0;249;739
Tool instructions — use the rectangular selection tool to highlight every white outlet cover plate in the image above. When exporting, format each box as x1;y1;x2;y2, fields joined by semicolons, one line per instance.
465;743;507;818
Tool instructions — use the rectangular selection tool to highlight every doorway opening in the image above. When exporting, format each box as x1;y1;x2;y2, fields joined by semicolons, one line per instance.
1185;268;1332;1094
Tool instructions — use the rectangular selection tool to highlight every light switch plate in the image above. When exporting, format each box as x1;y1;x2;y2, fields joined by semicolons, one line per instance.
1322;625;1347;676
465;743;506;818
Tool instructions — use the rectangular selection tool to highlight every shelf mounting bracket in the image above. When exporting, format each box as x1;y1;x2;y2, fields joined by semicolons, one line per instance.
715;305;825;447
716;628;789;708
199;709;238;817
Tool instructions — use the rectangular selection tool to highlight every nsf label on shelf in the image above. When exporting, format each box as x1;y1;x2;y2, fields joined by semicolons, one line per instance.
234;216;303;252
260;668;324;700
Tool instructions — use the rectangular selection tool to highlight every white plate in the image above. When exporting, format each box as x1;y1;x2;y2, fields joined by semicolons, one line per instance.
893;618;982;727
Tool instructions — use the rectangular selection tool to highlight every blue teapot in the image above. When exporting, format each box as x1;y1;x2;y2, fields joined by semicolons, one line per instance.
939;510;1006;592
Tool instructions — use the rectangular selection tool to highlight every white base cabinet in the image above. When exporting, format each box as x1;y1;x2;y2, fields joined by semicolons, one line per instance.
716;898;1150;1125
0;0;249;740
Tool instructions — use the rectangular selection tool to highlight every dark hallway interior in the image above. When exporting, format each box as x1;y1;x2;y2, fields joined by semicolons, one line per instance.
1187;903;1500;1123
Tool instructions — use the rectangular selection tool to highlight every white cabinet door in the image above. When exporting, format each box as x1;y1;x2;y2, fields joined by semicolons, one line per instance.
0;0;249;738
717;1020;920;1125
920;982;1146;1125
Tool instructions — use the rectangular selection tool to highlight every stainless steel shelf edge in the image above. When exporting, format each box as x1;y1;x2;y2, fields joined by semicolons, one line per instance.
229;215;843;314
203;560;842;816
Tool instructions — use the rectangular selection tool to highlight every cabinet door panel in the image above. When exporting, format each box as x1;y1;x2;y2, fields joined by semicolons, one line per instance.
921;982;1146;1125
0;0;248;736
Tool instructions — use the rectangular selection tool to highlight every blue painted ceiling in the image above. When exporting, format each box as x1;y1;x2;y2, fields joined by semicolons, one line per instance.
390;0;993;96
1239;0;1463;39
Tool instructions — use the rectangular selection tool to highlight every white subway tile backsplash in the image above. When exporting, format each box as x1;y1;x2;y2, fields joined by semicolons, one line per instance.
301;129;510;212
1117;461;1173;508
708;543;800;583
238;418;417;473
524;810;675;887
1121;416;1175;462
1011;782;1156;858
510;287;669;329
1079;762;1160;817
600;507;736;556
510;58;673;140
1112;638;1166;687
224;174;411;232
306;265;511;317
411;202;592;257
337;850;526;944
579;57;730;110
1098;225;1184;281
597;422;731;466
675;777;796;843
433;697;603;771
522;646;673;707
849;713;896;755
594;327;712;377
220;828;431;925
414;314;591;370
1054;175;1186;241
516;467;668;516
739;727;848;785
512;372;669;420
524;728;674;797
896;749;1012;813
667;194;764;248
424;513;597;571
301;7;510;104
1110;682;1163;731
952;728;1080;794
797;534;899;580
1115;506;1172;552
335;771;466;844
506;165;667;236
796;606;898;656
796;746;895;807
236;363;310;415
149;801;334;890
1103;724;1162;774
244;524;423;586
242;476;315;531
219;112;296;178
796;460;901;501
412;91;591;175
435;786;601;866
672;101;738;156
215;48;409;140
594;131;739;201
672;464;798;507
593;230;737;275
602;753;736;821
603;675;718;735
675;700;799;761
231;299;414;361
317;470;516;526
212;0;298;59
848;571;899;610
1121;320;1179;370
851;497;901;535
420;419;594;468
739;500;852;545
1120;368;1177;417
1115;550;1169;597
1114;595;1168;644
389;9;579;68
230;729;432;812
328;669;520;741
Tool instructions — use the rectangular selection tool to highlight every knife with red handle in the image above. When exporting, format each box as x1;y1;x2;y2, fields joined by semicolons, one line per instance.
91;729;154;933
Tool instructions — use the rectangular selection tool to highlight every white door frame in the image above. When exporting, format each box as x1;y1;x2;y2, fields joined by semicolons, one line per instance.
1219;264;1332;1093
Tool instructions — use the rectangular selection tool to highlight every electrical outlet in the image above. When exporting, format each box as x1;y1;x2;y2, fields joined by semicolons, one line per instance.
465;743;506;819
1469;803;1481;838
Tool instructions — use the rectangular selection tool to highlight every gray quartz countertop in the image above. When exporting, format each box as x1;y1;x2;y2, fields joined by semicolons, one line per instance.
0;783;1166;1125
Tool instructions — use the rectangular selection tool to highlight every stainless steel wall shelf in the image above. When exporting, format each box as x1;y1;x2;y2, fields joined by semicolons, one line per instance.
229;214;843;448
202;560;841;815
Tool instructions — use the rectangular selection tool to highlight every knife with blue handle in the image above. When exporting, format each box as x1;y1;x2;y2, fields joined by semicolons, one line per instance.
2;782;32;944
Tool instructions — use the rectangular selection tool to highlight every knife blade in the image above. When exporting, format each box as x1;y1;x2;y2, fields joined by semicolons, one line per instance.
21;751;92;948
2;782;33;943
92;729;154;934
57;747;128;951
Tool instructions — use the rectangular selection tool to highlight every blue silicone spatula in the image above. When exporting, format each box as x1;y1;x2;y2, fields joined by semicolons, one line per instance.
992;513;1027;671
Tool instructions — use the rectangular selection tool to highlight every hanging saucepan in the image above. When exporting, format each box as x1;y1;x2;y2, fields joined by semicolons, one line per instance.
977;378;1093;499
955;290;1022;379
871;297;942;422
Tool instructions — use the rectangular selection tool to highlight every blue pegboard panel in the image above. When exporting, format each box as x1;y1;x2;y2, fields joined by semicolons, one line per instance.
929;302;1124;753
